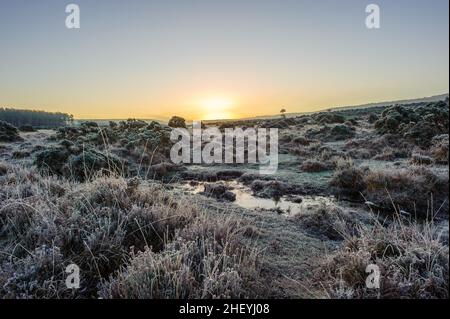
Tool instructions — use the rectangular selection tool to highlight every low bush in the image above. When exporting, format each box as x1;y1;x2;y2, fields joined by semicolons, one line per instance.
18;125;36;132
0;121;22;142
374;101;449;146
329;159;367;199
168;116;187;128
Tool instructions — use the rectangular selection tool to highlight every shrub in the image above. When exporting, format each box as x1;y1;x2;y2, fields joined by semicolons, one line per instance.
66;149;125;182
0;161;10;176
18;125;36;132
329;159;367;199
375;101;449;146
34;147;71;176
430;134;449;164
331;125;354;138
0;121;22;142
368;113;378;124
168;116;187;128
109;121;118;129
12;151;31;159
307;124;355;141
313;113;345;124
344;134;412;160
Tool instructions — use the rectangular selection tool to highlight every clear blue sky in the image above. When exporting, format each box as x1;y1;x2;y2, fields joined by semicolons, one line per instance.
0;0;448;119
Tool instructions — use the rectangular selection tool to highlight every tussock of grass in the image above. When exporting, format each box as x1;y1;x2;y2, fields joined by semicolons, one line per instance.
430;134;449;164
292;203;360;240
330;159;449;218
317;216;449;299
329;159;367;199
363;167;448;217
300;159;334;172
410;153;434;165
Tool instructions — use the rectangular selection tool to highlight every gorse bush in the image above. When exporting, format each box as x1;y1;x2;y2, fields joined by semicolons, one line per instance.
168;116;187;128
18;125;36;132
54;119;174;179
0;120;23;142
34;146;127;182
313;113;345;124
374;100;449;146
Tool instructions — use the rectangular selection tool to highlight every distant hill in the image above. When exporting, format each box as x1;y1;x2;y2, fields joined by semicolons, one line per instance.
76;93;449;124
325;93;449;112
241;93;449;121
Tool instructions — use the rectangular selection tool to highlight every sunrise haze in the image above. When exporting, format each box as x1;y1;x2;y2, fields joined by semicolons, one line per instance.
0;0;448;120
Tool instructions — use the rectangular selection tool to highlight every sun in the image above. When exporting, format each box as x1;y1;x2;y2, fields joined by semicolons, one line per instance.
200;97;234;120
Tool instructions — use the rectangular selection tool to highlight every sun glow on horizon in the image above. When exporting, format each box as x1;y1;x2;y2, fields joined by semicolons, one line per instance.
199;97;235;120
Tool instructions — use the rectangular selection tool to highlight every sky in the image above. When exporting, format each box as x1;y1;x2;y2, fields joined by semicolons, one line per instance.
0;0;448;120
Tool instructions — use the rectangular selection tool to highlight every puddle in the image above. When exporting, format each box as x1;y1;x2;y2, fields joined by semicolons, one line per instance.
180;180;335;216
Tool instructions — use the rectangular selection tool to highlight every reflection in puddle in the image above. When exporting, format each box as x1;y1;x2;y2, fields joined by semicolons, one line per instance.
180;181;334;215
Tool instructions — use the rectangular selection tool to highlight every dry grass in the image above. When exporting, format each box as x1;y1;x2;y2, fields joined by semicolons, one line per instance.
317;216;449;299
329;159;367;199
364;167;448;218
292;203;360;240
300;159;334;172
0;161;263;299
330;159;449;218
430;134;449;164
99;215;261;298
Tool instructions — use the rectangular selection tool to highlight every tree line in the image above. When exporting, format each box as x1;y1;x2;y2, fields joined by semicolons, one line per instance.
0;108;73;128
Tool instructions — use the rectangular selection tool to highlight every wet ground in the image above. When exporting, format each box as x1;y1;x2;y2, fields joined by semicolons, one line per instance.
180;180;335;216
